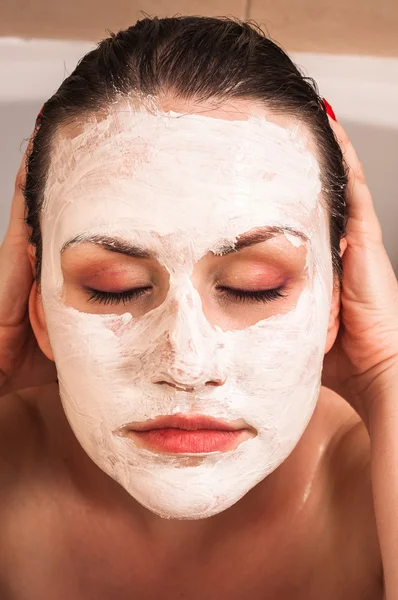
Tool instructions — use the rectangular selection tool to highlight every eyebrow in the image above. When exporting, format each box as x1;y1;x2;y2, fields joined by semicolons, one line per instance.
60;226;308;258
61;234;152;259
216;226;308;255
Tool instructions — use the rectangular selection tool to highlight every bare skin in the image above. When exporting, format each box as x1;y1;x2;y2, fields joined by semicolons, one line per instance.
0;383;383;600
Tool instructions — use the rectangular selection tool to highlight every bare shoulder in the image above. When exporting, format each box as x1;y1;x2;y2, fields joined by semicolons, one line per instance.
320;387;384;593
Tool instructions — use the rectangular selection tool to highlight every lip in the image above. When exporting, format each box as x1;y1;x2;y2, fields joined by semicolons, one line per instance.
118;413;255;454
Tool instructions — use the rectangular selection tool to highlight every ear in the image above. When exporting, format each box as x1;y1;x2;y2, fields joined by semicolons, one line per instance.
28;245;54;362
324;238;348;354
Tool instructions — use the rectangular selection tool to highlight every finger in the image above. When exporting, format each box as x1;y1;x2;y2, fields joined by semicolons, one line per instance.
329;119;398;303
328;116;382;240
5;136;34;242
0;139;34;327
0;236;33;327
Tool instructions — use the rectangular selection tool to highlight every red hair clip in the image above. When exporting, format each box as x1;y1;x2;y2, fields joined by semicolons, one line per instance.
322;98;337;121
35;105;44;127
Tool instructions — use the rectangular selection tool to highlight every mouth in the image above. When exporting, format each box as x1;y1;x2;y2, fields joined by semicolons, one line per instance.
118;413;256;454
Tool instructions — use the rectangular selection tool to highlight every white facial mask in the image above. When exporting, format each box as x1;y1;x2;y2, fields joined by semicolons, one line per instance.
40;107;333;519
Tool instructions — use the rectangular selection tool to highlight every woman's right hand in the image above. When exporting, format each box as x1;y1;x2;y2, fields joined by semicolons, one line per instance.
0;139;57;397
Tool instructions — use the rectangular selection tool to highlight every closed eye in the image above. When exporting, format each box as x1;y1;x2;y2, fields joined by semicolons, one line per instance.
85;286;153;305
216;286;286;303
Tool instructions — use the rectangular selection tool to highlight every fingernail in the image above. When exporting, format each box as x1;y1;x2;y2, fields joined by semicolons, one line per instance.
322;98;337;121
35;105;44;127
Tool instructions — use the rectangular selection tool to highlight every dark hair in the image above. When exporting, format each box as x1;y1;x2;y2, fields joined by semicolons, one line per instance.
24;15;347;283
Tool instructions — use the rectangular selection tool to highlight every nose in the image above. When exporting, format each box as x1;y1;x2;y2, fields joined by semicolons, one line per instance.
158;355;226;391
152;284;227;391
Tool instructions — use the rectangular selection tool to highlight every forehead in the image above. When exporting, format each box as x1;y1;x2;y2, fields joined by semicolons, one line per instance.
42;108;323;249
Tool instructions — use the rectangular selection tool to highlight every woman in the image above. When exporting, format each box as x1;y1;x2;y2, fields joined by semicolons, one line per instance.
0;16;397;599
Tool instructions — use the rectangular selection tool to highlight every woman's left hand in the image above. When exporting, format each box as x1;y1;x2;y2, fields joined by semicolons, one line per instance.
322;116;398;427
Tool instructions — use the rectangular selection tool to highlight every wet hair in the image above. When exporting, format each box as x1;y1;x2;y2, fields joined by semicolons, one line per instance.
23;15;347;283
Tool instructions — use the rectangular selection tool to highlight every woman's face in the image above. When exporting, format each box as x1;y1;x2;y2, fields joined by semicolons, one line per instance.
36;99;334;519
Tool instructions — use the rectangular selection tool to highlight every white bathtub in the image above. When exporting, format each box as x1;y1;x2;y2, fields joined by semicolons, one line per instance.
1;38;397;273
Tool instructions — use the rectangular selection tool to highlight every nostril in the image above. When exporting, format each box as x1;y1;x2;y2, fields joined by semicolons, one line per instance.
153;380;195;392
205;378;226;386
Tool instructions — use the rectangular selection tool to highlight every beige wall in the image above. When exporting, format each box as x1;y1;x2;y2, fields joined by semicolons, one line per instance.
0;0;397;56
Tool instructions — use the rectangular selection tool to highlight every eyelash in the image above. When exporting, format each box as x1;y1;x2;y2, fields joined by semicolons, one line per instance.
216;286;286;304
86;285;286;306
86;287;152;305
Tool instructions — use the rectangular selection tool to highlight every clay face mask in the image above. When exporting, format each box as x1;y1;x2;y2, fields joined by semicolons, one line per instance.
40;106;333;519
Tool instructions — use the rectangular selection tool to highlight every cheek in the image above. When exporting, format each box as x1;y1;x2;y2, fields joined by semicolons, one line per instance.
222;289;328;425
44;300;129;392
